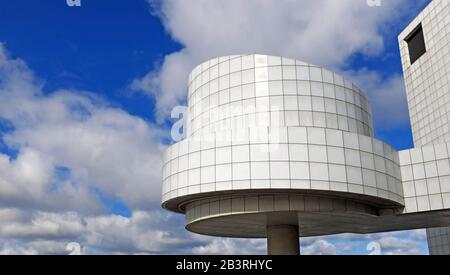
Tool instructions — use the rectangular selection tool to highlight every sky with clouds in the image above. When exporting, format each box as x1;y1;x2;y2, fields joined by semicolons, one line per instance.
0;0;432;254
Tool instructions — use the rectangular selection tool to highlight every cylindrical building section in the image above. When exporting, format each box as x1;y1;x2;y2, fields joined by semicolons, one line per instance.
161;54;406;254
186;54;373;138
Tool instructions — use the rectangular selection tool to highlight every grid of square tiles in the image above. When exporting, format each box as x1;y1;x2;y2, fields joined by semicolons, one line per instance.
399;142;450;213
399;0;450;255
162;127;404;205
185;194;377;225
186;54;373;138
399;0;450;146
427;227;450;255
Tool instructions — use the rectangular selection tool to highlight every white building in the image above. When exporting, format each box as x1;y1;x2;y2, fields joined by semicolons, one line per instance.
398;0;450;255
161;0;450;255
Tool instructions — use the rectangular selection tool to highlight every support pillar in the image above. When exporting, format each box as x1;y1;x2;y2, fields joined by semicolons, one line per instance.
266;225;300;255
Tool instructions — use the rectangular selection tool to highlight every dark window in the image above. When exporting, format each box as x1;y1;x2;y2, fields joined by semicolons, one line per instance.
404;23;426;65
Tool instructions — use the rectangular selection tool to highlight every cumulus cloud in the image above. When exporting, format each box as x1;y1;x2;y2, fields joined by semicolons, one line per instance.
343;69;411;130
83;211;198;254
0;207;264;255
0;210;84;239
0;242;38;255
0;43;185;254
0;209;189;255
0;42;270;255
191;238;266;255
301;229;428;255
132;0;425;124
302;239;337;255
0;43;166;211
378;237;421;255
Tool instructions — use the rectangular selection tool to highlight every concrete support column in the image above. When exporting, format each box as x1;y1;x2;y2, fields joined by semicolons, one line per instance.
266;225;300;255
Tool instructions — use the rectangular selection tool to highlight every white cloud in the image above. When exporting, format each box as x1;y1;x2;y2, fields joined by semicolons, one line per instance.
191;238;265;255
0;43;166;211
0;206;264;255
83;211;197;254
0;208;195;255
133;0;425;124
0;43;187;254
378;236;421;255
0;42;270;255
0;211;84;239
0;243;38;255
301;230;428;255
302;239;337;255
343;69;411;130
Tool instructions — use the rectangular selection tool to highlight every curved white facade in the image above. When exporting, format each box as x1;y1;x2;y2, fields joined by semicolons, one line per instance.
162;54;450;252
161;54;419;240
163;126;404;209
186;55;372;138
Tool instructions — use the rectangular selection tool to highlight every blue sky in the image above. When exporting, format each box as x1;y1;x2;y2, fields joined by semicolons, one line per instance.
0;0;180;122
0;0;433;254
0;0;428;148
